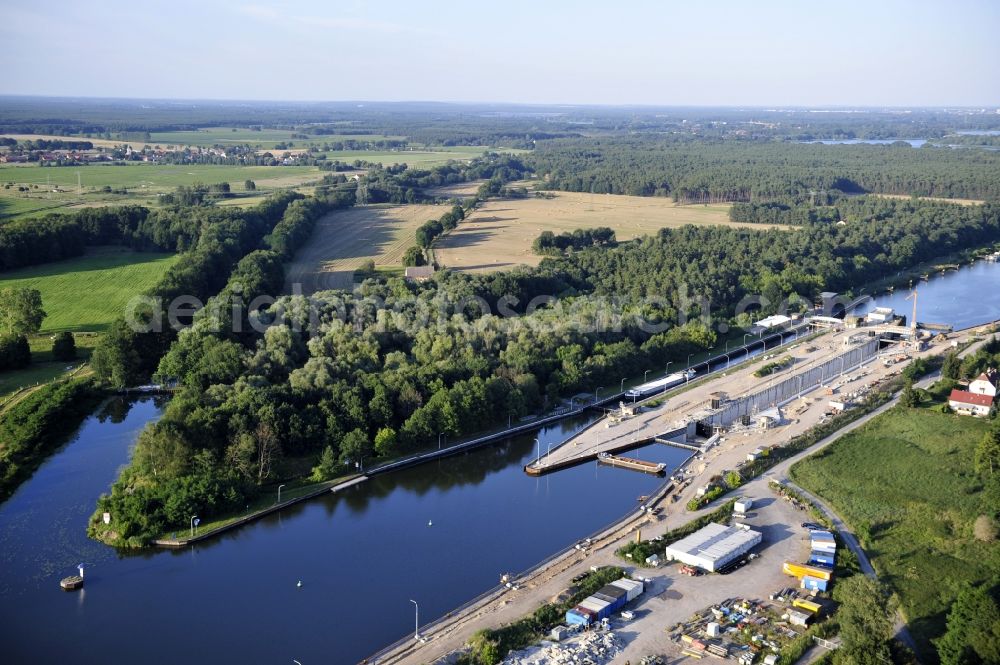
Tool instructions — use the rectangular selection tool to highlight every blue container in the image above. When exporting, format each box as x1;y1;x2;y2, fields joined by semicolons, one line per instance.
809;551;835;567
801;575;828;592
566;609;591;626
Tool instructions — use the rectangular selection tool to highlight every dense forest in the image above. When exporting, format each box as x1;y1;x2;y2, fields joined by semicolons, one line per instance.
527;137;1000;201
88;194;1000;546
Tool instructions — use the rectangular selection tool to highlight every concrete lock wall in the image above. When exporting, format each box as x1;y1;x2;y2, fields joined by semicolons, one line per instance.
705;338;879;427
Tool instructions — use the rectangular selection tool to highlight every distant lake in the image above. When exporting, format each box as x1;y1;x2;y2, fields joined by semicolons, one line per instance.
802;139;927;147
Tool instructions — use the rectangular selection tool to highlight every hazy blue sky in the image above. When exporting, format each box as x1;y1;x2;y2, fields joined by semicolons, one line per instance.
2;0;997;105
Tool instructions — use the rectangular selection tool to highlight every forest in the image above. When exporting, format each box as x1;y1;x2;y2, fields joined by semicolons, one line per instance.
527;137;1000;201
87;191;1000;546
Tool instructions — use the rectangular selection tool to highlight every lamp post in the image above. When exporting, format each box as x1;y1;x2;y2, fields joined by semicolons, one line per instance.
277;484;286;503
595;387;602;403
620;377;625;393
535;437;540;462
190;515;199;538
410;599;420;640
438;433;443;450
686;353;693;369
665;361;672;376
725;340;729;353
743;333;751;346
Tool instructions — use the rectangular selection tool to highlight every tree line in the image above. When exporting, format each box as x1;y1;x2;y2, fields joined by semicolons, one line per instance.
533;227;616;255
528;136;1000;202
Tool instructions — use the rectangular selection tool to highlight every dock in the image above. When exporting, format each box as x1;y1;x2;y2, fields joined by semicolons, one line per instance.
597;452;666;475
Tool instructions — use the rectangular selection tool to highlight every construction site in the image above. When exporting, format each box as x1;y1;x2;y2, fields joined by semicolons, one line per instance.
524;304;943;480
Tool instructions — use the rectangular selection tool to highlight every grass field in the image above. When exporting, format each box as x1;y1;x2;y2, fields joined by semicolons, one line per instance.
434;191;787;273
424;180;484;198
284;203;444;293
790;406;999;658
0;133;150;149
0;247;179;332
0;333;100;404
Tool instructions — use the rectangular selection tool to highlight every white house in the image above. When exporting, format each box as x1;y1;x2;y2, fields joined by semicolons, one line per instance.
949;389;994;417
969;370;998;398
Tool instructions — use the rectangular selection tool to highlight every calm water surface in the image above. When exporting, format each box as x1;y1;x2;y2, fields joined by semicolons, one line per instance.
0;398;687;664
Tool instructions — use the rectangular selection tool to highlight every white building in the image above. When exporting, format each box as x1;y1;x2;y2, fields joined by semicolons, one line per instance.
664;523;762;572
969;370;998;398
866;307;895;324
949;389;994;417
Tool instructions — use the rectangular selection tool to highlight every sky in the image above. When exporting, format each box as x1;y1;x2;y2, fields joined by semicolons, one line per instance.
1;0;998;106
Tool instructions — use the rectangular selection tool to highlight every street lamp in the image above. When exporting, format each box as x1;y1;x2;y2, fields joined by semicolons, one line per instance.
665;361;672;376
725;340;729;353
743;333;751;346
535;437;541;461
686;353;693;369
277;484;286;503
644;370;650;383
438;433;444;450
620;377;625;393
595;386;602;403
190;515;199;538
410;599;420;640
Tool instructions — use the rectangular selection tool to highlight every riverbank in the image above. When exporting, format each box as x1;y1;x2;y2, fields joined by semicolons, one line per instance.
152;475;368;547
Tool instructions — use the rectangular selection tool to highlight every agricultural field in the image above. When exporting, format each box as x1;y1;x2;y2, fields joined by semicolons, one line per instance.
790;406;999;657
0;133;150;149
0;246;179;332
148;127;406;148
0;163;324;219
424;180;484;198
434;191;787;273
284;203;443;293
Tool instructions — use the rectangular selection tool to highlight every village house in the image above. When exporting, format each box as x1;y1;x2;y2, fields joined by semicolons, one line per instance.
948;389;995;417
969;369;998;397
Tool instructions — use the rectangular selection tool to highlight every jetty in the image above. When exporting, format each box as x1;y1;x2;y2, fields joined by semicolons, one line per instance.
596;453;666;475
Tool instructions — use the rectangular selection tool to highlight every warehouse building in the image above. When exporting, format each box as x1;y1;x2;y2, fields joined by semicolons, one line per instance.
663;523;762;572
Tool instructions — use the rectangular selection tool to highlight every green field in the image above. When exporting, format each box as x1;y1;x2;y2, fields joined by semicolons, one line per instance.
0;247;179;332
0;333;100;403
148;127;406;147
790;406;999;659
0;197;70;220
0;163;322;191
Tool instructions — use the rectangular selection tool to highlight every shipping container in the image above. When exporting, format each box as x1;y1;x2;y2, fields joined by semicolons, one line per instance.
593;592;626;612
566;609;591;626
793;598;822;614
810;531;835;542
787;609;811;627
809;550;835;564
800;575;828;592
580;597;613;620
783;561;832;581
610;578;644;601
598;584;628;600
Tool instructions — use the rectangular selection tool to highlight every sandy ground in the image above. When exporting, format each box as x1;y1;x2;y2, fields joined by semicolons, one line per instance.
375;325;981;665
284;203;442;293
435;192;788;273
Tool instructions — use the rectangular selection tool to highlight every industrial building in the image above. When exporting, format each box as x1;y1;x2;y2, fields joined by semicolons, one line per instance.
664;523;762;572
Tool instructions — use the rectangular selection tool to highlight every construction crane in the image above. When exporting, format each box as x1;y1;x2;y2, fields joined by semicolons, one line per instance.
905;284;918;330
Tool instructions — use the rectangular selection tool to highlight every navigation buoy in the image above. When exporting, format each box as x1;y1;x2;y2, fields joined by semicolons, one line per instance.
427;520;433;527
296;580;302;588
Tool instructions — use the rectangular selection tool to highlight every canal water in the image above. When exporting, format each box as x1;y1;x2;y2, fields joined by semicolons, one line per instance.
2;256;998;664
852;257;1000;330
0;397;688;664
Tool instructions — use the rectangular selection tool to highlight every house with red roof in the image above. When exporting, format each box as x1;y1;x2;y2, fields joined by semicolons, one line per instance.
969;369;998;398
948;389;995;417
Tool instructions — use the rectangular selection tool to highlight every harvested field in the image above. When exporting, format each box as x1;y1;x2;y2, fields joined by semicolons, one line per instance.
435;191;787;273
285;204;440;293
424;180;484;198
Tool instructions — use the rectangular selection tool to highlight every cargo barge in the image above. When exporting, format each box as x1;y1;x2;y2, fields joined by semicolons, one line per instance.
596;452;667;475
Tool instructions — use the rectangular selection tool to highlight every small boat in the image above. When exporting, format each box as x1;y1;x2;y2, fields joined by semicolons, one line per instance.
60;575;84;591
427;520;433;527
637;495;649;502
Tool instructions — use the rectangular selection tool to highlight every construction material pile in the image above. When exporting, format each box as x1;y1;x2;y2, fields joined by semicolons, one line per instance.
503;631;623;665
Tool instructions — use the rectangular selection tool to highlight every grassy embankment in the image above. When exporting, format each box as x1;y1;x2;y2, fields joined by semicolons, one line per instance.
790;397;1000;659
0;247;177;401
